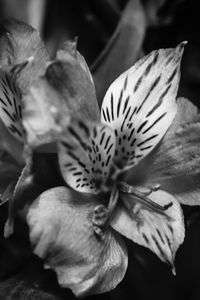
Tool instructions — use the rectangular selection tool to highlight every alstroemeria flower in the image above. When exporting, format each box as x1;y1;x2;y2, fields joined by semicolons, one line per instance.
25;42;195;297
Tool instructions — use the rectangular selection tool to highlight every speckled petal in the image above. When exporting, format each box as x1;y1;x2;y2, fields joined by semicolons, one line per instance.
27;187;128;297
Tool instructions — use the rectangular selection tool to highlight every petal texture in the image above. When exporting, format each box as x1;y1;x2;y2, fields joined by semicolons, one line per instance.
144;120;200;205
0;69;24;142
58;120;115;193
111;189;184;267
0;18;49;93
101;43;185;171
27;187;127;297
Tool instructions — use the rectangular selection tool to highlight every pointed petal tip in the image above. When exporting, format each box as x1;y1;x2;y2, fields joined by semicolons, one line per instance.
176;41;188;55
172;264;176;276
4;220;14;238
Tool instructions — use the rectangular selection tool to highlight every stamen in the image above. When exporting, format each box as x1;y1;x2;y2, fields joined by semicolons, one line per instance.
92;186;119;237
118;181;172;217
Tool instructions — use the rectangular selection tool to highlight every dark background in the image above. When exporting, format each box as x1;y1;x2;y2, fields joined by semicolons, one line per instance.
1;0;200;299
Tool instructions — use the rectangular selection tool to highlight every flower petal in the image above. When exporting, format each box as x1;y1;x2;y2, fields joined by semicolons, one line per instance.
111;189;184;268
27;187;128;297
22;77;70;149
101;43;185;172
125;97;200;186
0;18;49;93
58;120;116;194
142;120;200;206
23;43;100;149
47;43;100;122
0;69;25;142
0;119;24;164
60;39;94;85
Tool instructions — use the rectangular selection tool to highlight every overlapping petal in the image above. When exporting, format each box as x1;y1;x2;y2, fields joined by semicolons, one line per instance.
101;43;185;172
23;41;100;149
27;187;127;297
111;189;184;268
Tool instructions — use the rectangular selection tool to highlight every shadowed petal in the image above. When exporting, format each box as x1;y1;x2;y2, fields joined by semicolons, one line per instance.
58;119;115;194
22;76;70;149
47;43;100;122
27;187;127;297
23;43;100;149
101;43;185;172
111;189;184;268
60;39;94;85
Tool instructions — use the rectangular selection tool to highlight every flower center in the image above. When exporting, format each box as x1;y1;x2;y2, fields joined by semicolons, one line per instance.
92;181;173;238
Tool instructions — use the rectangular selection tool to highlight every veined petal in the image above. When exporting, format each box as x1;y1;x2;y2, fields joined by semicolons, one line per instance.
111;189;184;268
58;119;115;194
0;69;24;142
142;120;200;206
101;43;185;171
27;187;128;297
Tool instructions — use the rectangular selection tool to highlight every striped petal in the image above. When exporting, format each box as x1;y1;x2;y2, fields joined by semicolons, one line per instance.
101;43;185;171
0;69;24;142
58;119;116;194
111;189;185;268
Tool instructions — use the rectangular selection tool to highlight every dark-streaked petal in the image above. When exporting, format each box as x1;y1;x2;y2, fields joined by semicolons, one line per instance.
0;18;49;94
101;43;185;172
0;119;24;164
111;189;184;269
125;97;199;185
58;119;115;194
27;187;127;297
0;69;25;142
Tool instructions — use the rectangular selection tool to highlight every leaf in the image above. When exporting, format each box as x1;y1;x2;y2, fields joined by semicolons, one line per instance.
101;43;185;172
92;0;146;104
27;187;128;297
0;18;50;94
111;189;185;268
58;119;115;194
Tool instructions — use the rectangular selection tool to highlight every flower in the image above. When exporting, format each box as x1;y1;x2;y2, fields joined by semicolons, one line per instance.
0;18;98;234
24;41;200;297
